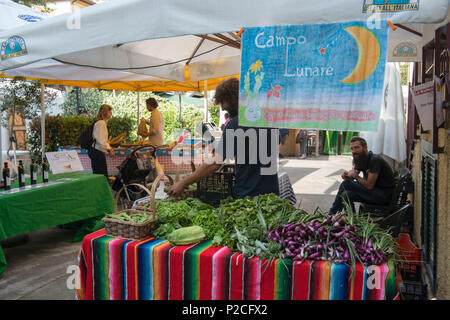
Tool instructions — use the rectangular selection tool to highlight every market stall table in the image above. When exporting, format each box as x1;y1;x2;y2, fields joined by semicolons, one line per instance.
0;172;114;276
76;229;400;300
59;146;202;176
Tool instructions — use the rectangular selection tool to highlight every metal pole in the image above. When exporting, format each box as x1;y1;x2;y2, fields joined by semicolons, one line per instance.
0;111;2;165
178;93;182;125
315;130;319;157
137;91;140;127
0;111;3;166
75;87;80;114
41;82;45;164
204;80;208;123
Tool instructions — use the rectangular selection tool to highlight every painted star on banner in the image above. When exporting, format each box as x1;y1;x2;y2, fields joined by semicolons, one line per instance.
319;47;326;55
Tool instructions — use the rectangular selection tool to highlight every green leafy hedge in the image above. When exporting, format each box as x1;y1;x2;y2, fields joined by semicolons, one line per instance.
28;115;134;162
60;89;220;142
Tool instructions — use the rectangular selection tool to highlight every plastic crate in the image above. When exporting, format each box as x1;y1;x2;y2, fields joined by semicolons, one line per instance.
197;165;235;207
395;233;423;282
400;274;428;300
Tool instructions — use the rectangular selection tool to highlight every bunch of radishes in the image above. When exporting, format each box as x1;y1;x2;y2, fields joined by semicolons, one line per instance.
267;212;392;266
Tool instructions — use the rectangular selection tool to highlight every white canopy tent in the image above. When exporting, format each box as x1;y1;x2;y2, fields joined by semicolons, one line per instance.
0;0;46;30
1;0;448;78
0;0;238;164
0;0;232;89
1;0;449;165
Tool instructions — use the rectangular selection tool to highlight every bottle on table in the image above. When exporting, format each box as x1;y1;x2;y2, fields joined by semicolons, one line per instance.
18;160;25;187
30;160;37;185
42;160;49;183
3;162;10;190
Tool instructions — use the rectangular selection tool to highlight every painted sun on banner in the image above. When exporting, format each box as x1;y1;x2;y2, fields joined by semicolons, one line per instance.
239;21;389;131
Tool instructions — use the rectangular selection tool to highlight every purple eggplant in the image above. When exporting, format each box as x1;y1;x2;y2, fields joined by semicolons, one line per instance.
323;215;333;226
275;229;280;239
332;229;346;238
309;252;321;259
343;250;350;261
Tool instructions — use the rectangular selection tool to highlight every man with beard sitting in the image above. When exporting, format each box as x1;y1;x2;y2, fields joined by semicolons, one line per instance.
329;136;396;215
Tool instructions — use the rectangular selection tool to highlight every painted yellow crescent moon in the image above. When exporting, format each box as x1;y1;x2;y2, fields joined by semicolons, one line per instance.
341;26;380;84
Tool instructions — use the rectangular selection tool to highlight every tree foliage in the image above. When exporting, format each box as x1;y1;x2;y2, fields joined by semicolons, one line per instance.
60;89;210;142
399;63;410;86
12;0;53;13
27;114;134;162
0;78;58;127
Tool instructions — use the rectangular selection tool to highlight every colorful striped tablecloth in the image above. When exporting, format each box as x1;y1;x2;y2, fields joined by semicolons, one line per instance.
76;229;400;300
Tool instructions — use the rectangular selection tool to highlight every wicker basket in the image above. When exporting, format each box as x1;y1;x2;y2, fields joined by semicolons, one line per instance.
107;176;170;240
134;173;173;212
103;209;158;240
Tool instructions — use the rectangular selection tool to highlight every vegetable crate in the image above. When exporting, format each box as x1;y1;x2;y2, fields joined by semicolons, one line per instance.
395;233;423;282
399;274;428;300
103;209;158;241
197;165;235;207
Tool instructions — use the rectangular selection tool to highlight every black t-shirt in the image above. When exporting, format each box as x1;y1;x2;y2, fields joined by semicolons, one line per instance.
214;116;279;199
359;151;396;190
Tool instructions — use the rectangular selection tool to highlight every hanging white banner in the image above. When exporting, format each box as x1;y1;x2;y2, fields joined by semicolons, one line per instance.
411;79;444;131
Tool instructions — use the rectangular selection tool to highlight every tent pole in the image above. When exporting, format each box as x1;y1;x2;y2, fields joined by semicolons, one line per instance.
137;91;140;127
204;80;208;123
315;130;319;157
41;82;45;164
0;111;2;166
178;93;182;126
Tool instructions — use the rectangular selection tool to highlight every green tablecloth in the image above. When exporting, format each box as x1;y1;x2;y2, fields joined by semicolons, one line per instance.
0;172;114;277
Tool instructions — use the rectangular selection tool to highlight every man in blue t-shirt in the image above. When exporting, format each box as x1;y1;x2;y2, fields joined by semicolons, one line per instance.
168;78;279;199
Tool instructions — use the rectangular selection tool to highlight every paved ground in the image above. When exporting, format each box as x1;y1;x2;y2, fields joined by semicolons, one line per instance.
0;155;352;300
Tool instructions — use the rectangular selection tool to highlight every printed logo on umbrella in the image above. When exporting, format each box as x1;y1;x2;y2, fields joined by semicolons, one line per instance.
0;36;28;61
18;14;44;23
362;0;419;13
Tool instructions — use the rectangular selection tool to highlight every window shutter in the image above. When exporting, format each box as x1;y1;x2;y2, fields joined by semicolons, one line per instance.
421;154;438;294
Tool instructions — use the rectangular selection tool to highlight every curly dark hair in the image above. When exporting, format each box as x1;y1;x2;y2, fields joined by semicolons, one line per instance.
146;97;158;108
213;78;239;117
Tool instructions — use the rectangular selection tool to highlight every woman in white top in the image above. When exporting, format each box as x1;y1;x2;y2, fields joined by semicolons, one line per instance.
88;104;115;177
141;97;164;146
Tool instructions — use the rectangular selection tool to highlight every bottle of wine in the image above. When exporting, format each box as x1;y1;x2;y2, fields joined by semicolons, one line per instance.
3;162;10;190
42;160;49;183
30;160;37;185
18;160;25;187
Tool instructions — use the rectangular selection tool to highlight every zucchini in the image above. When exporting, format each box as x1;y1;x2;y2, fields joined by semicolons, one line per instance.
167;225;206;246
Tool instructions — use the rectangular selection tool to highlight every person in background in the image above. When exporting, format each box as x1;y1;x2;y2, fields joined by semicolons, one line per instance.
278;128;289;158
141;97;164;146
220;112;230;131
168;77;279;199
88;104;115;177
329;136;396;215
296;129;308;159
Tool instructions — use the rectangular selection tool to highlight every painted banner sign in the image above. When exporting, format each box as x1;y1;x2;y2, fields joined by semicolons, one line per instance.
239;21;389;131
